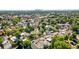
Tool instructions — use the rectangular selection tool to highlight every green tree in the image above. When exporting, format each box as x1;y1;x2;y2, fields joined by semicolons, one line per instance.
23;38;31;48
69;32;77;40
13;30;21;38
52;35;65;41
50;35;67;49
39;27;45;34
30;30;41;39
25;25;34;33
12;17;21;25
72;25;79;31
53;41;71;49
0;37;3;44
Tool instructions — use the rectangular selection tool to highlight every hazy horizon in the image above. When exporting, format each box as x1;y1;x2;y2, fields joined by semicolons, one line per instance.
0;0;79;10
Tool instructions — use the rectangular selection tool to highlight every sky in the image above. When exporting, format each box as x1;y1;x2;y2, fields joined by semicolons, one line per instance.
0;0;79;10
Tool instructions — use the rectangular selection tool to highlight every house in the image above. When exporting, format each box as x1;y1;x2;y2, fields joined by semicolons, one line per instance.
59;29;67;35
43;40;51;47
31;39;44;49
20;32;30;37
20;32;30;41
0;24;2;29
45;31;53;35
0;29;5;36
0;16;3;20
31;34;52;49
2;36;12;49
16;21;30;27
58;23;70;30
76;35;79;40
10;36;18;42
46;38;52;42
31;37;52;49
2;41;12;49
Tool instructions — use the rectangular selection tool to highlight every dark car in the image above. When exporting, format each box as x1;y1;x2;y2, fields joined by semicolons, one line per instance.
72;39;77;44
75;29;79;34
70;41;76;45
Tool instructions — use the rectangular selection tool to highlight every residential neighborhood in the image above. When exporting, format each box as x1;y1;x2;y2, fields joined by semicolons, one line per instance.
0;10;79;49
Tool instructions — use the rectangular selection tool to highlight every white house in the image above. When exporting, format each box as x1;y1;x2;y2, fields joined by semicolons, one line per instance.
10;36;18;42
